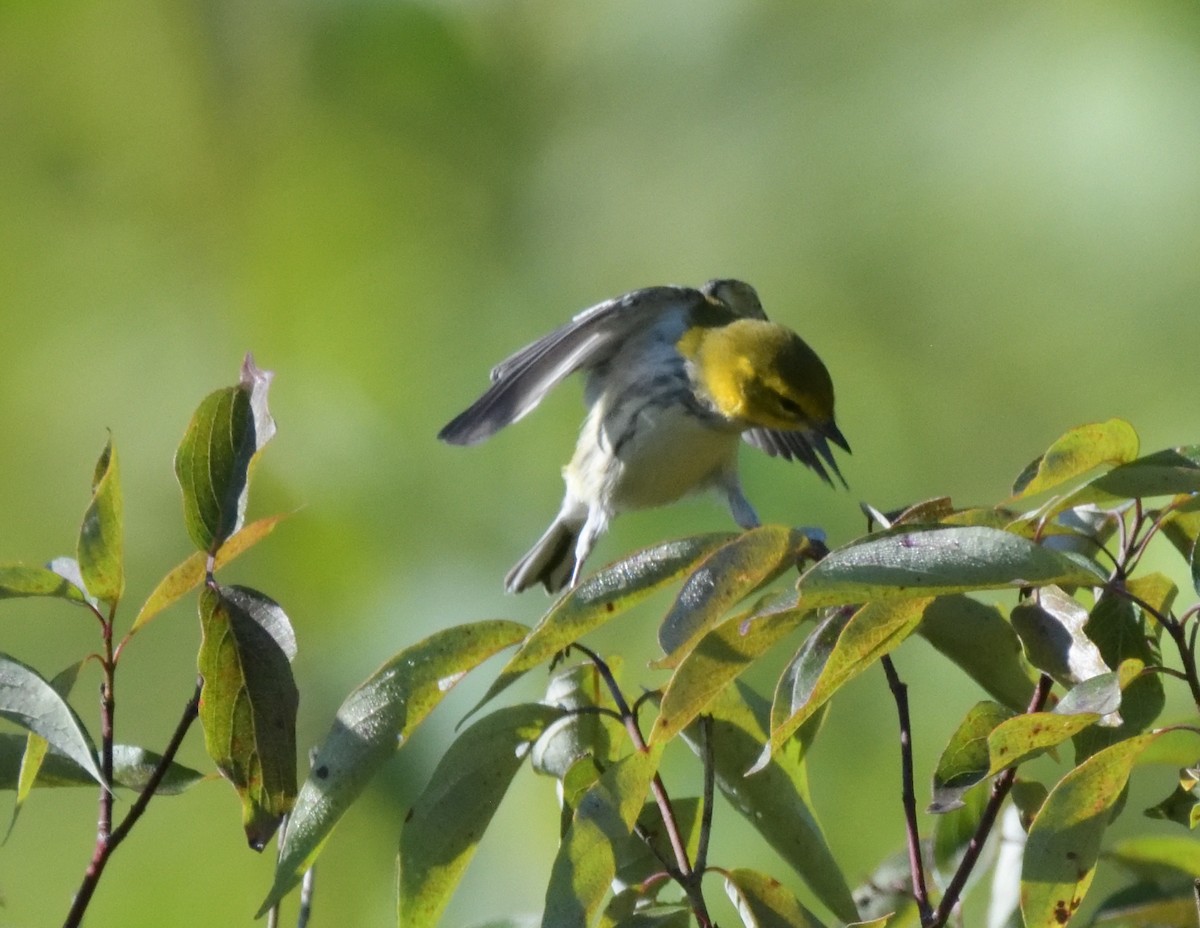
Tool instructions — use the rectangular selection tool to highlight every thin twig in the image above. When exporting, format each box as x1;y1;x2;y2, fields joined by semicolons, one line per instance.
694;715;715;875
880;654;932;924
571;643;713;928
929;674;1054;927
63;681;202;928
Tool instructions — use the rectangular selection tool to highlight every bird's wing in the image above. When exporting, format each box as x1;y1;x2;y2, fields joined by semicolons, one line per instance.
439;285;704;445
742;425;850;488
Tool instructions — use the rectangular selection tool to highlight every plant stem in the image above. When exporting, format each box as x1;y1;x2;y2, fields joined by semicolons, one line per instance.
929;673;1054;927
880;654;933;924
63;681;202;928
572;644;713;928
694;715;715;876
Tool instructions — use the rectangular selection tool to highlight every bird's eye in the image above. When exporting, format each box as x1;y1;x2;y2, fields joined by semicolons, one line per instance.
776;395;804;417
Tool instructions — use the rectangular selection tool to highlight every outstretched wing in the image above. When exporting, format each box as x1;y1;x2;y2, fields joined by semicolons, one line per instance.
439;285;705;446
743;422;851;488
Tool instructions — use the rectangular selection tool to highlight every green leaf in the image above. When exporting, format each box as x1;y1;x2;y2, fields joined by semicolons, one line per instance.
77;437;124;605
796;527;1104;610
651;598;809;743
987;713;1101;776
174;354;276;554
131;513;288;635
1011;419;1139;499
929;701;1013;813
542;746;663;928
398;703;563;928
678;681;858;923
0;735;205;792
656;526;817;663
0;653;103;788
722;868;825;928
1143;775;1200;830
470;534;734;717
755;598;931;773
917;595;1035;712
46;557;99;609
532;662;625;779
1090;882;1200;926
197;584;298;850
0;564;89;605
259;619;527;916
6;662;81;840
1091;446;1200;499
1009;587;1111;689
615;797;703;888
1104;834;1200;884
1020;732;1161;928
600;888;691;928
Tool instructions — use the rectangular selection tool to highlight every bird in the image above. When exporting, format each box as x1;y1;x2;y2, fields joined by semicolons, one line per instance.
439;279;849;594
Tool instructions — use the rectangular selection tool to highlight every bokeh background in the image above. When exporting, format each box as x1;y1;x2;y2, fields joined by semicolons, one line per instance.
2;1;1198;926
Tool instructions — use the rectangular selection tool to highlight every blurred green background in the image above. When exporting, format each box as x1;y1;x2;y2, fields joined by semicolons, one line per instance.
2;1;1198;925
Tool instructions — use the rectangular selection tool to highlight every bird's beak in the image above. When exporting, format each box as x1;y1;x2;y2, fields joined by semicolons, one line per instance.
822;420;851;454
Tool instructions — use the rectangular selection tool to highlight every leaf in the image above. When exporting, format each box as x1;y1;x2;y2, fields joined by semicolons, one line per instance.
1090;882;1200;926
615;797;703;888
0;653;103;787
470;534;734;717
259;619;527;916
532;663;626;780
0;564;89;605
131;513;289;635
1011;420;1140;499
77;437;124;605
197;584;298;850
755;598;931;773
929;701;1014;813
47;557;99;609
0;735;205;793
542;745;662;928
398;703;563;928
1142;776;1200;830
722;868;825;928
1009;587;1111;689
795;527;1104;610
987;713;1101;776
174;354;276;554
1090;446;1200;499
1020;732;1161;928
917;595;1035;712
678;681;858;923
6;661;81;840
651;599;809;743
1104;834;1200;884
656;526;817;664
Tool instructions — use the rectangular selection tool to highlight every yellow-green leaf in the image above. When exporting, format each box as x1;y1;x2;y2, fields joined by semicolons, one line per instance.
77;438;124;605
1011;420;1139;499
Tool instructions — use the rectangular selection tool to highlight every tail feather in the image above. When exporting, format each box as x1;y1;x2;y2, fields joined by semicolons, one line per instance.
505;518;581;594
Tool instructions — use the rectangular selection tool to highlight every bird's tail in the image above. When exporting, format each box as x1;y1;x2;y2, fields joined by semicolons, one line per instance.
505;516;582;594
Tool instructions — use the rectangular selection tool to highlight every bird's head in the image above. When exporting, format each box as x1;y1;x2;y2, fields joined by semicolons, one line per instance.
681;318;842;436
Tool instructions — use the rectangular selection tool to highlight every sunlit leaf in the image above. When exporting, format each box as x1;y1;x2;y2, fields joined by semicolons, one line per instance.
131;513;289;634
987;713;1101;776
723;868;825;928
0;565;88;605
259;620;527;915
755;599;930;773
0;654;103;788
175;354;276;554
1011;419;1139;499
470;534;733;718
678;681;858;923
198;584;297;850
398;703;563;928
930;701;1013;813
77;437;124;605
542;746;662;928
6;661;81;840
1009;587;1111;689
1020;732;1160;928
0;735;205;793
651;599;809;743
46;557;99;610
656;526;817;663
796;527;1103;610
917;595;1035;712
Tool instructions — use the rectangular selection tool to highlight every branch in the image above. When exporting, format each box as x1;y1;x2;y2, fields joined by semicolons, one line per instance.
63;681;202;928
880;655;933;924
